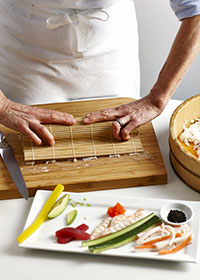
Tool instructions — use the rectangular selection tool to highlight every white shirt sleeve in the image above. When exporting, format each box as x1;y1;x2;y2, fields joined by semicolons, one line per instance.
170;0;200;20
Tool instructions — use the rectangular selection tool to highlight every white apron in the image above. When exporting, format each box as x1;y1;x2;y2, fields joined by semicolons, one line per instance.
0;0;140;105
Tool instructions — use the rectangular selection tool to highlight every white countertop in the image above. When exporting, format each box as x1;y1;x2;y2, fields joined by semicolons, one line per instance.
0;99;200;280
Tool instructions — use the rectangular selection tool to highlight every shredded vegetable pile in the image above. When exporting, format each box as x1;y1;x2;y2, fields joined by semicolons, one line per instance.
134;223;192;255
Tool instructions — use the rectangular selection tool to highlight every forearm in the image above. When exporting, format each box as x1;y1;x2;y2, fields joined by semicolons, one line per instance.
0;89;7;103
82;16;200;140
0;90;10;118
149;15;200;111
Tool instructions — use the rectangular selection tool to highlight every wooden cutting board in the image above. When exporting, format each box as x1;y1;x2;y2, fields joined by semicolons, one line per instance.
0;98;167;200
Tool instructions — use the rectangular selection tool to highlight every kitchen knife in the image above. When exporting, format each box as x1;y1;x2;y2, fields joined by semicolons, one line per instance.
0;131;28;200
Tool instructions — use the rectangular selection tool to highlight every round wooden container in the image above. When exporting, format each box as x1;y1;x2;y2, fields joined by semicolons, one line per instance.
169;94;200;192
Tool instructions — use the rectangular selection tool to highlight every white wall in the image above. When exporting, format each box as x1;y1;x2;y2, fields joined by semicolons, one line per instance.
134;0;200;100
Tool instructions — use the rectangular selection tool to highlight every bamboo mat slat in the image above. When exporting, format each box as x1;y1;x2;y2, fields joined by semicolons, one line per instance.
22;118;144;162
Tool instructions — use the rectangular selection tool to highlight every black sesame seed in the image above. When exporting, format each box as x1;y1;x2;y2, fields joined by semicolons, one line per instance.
167;209;187;223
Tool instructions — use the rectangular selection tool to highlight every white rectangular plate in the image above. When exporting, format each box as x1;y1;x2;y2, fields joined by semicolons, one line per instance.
19;190;200;263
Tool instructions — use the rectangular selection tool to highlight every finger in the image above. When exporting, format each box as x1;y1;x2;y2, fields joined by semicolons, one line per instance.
121;119;139;141
83;107;123;124
22;126;43;146
31;108;76;125
49;111;76;125
112;115;131;141
112;121;122;141
30;123;55;146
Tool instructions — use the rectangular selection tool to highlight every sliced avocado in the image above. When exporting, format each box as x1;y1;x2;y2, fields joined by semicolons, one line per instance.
66;209;78;225
48;194;70;219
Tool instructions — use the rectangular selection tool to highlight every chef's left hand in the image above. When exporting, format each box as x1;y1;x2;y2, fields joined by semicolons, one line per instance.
83;94;167;141
0;91;76;146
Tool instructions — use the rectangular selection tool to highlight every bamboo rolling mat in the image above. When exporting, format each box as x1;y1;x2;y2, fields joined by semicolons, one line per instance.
23;118;144;162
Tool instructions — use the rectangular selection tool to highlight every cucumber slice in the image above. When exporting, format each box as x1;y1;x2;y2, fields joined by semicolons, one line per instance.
66;209;78;225
48;194;70;219
89;215;161;253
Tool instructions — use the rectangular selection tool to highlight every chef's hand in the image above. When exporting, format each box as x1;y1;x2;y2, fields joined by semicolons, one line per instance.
0;91;76;146
83;94;167;141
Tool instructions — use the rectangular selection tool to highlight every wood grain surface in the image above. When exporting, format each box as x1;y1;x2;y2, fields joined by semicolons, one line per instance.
0;98;167;200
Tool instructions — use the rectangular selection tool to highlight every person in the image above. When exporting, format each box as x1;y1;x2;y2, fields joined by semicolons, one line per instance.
0;0;200;145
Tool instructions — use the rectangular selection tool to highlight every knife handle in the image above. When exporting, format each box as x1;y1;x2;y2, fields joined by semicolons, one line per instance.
0;131;9;148
0;131;4;142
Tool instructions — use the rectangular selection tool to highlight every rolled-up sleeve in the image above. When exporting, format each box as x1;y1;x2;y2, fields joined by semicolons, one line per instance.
170;0;200;20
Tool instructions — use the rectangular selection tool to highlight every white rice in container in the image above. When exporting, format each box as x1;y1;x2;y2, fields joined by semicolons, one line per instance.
179;118;200;159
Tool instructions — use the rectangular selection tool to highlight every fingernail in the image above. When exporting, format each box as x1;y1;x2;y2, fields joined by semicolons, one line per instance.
123;134;130;141
70;119;76;125
38;140;43;146
83;118;90;123
86;113;91;117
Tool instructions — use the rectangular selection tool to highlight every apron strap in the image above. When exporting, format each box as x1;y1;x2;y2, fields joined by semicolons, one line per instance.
46;10;109;59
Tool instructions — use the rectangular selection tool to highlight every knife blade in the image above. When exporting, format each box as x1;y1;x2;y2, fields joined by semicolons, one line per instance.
0;131;28;200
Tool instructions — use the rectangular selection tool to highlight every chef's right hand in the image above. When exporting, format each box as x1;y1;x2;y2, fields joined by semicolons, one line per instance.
0;90;76;146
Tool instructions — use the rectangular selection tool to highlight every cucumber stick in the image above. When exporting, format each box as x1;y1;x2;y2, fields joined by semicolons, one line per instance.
89;235;138;254
89;215;160;253
82;212;161;254
82;212;157;247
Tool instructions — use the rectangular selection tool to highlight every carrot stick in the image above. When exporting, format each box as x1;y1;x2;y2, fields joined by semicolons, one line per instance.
175;232;182;238
134;244;156;251
158;235;192;255
135;244;156;250
143;232;182;245
143;235;169;245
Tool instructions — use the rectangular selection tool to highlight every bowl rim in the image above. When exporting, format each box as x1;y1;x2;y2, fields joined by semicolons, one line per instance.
169;94;200;164
160;201;194;226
